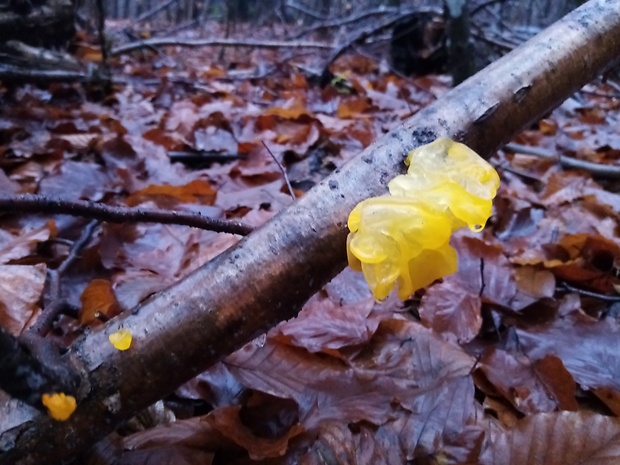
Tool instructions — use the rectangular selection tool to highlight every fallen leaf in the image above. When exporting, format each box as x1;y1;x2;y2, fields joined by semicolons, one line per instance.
125;179;216;208
0;264;46;335
80;278;121;325
480;412;620;464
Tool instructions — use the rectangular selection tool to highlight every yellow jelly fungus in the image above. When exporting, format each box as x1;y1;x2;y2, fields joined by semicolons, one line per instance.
347;138;500;300
109;328;132;351
41;392;77;421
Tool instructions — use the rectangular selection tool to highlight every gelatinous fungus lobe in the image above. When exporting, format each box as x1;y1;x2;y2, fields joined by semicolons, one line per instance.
347;138;500;300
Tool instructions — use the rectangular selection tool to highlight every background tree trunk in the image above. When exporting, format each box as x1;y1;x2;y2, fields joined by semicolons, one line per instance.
0;0;75;47
1;1;619;464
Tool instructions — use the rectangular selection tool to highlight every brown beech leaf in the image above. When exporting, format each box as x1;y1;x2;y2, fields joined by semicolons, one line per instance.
299;420;406;465
227;319;475;433
353;319;475;391
517;314;620;392
176;363;245;409
336;96;371;119
0;264;46;335
79;278;121;325
274;293;379;353
514;266;556;299
112;269;174;312
38;160;113;201
420;236;517;342
226;338;397;430
123;417;231;452
475;348;558;414
480;412;620;464
116;447;214;465
532;355;579;411
419;277;482;344
543;233;620;294
205;404;303;460
125;179;216;208
142;128;183;151
393;377;485;461
592;387;620;416
263;107;314;120
215;180;293;213
0;221;55;264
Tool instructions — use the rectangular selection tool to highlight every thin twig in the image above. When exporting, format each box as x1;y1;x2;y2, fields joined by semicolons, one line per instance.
137;0;177;22
316;13;407;80
292;6;440;39
0;194;254;235
285;0;327;21
30;221;100;336
59;220;99;275
504;142;620;179
559;282;620;302
470;0;509;17
262;141;296;201
111;38;332;56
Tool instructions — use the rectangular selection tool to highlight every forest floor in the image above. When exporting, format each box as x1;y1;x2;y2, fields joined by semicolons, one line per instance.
1;25;620;464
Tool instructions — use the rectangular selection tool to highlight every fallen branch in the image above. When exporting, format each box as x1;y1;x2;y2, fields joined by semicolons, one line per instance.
1;41;80;70
0;65;105;83
0;327;77;411
0;194;253;236
262;141;296;201
315;12;407;82
505;142;620;179
2;1;620;463
292;6;440;39
111;37;332;56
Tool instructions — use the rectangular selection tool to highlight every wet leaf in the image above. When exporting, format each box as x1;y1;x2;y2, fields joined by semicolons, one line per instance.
275;294;378;353
125;179;217;208
480;412;620;464
420;236;517;342
517;314;620;391
0;264;46;335
79;278;120;325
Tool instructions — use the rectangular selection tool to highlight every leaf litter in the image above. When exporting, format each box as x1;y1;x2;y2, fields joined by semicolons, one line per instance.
1;28;620;465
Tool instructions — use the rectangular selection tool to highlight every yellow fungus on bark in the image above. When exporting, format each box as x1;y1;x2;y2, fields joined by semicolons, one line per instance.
347;138;500;300
41;392;76;421
109;328;132;350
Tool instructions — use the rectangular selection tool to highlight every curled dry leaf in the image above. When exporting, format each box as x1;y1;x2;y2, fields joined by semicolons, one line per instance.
0;221;55;265
475;349;577;415
79;278;121;325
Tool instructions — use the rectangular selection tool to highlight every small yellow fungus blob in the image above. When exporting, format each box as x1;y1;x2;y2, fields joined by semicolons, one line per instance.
42;392;77;421
109;328;132;351
347;138;500;300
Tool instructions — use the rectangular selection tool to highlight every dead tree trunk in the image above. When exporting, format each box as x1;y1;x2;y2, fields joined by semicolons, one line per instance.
1;0;620;463
0;0;75;46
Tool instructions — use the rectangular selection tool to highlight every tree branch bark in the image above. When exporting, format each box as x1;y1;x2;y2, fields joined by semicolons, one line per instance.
2;0;620;463
0;194;253;236
111;37;332;56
